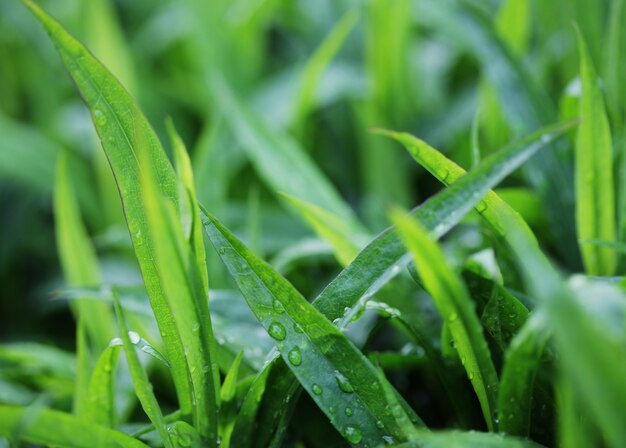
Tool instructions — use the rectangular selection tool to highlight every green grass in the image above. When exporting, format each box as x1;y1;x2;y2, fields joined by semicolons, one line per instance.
1;0;625;447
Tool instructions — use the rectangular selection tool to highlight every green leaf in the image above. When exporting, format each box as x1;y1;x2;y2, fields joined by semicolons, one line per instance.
0;405;149;448
316;121;573;325
575;29;617;276
54;151;115;353
112;290;173;448
497;312;551;436
280;192;363;266
391;209;499;431
501;211;626;447
21;0;196;423
201;208;421;447
219;352;244;447
84;343;121;427
395;430;543;447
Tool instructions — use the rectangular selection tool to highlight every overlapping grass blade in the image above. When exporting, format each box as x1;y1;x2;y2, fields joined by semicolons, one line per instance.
497;312;551;436
202;209;421;447
575;29;617;276
391;210;499;431
23;4;220;442
0;404;149;448
315;121;573;324
113;291;173;448
21;0;196;422
84;343;121;427
501;213;626;447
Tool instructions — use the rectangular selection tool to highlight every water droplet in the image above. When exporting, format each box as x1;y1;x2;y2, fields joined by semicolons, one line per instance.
287;347;302;366
382;435;394;445
332;317;341;325
128;331;140;344
135;230;141;239
93;109;107;126
218;248;226;255
345;407;353;417
376;420;384;429
441;169;450;181
468;372;475;380
268;322;286;341
272;300;285;314
191;323;200;332
476;200;488;213
344;425;362;444
343;306;351;316
448;312;458;322
334;371;354;393
508;313;517;319
293;323;304;333
312;384;323;395
493;409;500;424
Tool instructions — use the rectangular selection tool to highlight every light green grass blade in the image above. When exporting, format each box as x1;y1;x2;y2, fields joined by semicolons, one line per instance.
291;9;359;136
391;210;499;431
219;352;244;447
314;121;573;324
575;29;617;276
376;129;540;248
84;344;121;427
21;0;198;423
202;209;421;447
497;312;551;436
208;73;367;236
502;213;626;447
396;430;543;447
230;365;273;448
0;405;149;448
55;152;116;353
280;192;363;266
113;290;173;448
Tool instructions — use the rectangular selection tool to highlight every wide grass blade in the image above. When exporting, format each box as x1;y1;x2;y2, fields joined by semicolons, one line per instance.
84;344;121;427
501;213;626;447
202;209;421;447
575;29;617;276
0;404;149;448
497;312;551;436
391;210;499;431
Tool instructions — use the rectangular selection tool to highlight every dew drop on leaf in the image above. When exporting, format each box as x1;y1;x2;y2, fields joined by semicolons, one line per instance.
312;384;323;395
287;346;302;366
334;370;354;393
268;321;286;340
128;331;140;344
218;248;226;255
272;299;285;314
448;312;458;322
344;425;362;444
345;407;353;417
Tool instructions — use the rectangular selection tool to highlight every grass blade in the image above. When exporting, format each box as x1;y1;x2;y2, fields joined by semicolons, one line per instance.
84;344;121;427
0;405;149;448
391;209;499;431
315;121;573;324
202;208;421;447
113;290;173;448
497;312;551;436
575;29;617;276
396;430;542;447
280;192;363;266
